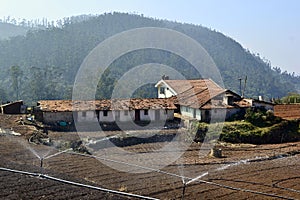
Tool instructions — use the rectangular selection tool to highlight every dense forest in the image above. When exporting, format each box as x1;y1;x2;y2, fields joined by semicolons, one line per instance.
0;12;299;104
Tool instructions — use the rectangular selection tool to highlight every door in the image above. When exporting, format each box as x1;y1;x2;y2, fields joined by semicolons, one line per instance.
135;110;140;121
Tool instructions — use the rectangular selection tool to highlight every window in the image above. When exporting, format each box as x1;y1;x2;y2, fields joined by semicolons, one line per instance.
103;110;108;117
160;87;165;94
144;109;148;115
82;111;86;117
124;110;128;116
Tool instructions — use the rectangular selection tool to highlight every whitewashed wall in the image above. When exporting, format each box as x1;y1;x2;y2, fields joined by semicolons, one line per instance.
157;85;176;98
180;106;201;120
45;109;175;124
77;111;97;122
99;110;114;122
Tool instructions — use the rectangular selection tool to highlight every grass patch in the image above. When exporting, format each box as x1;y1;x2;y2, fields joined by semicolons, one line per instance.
193;120;300;144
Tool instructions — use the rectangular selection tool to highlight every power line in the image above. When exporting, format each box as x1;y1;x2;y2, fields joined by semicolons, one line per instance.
68;152;295;200
0;167;159;200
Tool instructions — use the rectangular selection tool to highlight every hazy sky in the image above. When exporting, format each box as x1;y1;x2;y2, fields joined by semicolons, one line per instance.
1;0;299;75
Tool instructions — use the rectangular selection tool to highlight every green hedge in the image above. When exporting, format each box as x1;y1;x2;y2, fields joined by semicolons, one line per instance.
193;120;300;144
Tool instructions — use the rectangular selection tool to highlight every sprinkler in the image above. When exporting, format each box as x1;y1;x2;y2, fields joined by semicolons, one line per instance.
181;182;186;200
40;158;44;168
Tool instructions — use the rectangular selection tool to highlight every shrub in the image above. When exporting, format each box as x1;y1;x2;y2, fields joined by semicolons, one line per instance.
245;108;281;127
192;120;300;144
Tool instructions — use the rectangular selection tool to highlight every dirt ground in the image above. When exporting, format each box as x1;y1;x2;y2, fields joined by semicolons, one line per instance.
1;114;300;199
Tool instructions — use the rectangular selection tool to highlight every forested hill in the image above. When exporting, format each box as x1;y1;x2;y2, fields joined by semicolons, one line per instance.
0;12;299;104
0;22;29;40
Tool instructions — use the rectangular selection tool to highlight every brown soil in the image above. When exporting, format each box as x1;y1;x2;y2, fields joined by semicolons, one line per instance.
1;114;300;199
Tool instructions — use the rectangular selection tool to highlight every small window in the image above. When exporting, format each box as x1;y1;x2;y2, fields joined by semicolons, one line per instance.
124;110;128;116
103;110;108;117
82;111;86;117
144;109;148;115
160;87;165;94
185;107;188;112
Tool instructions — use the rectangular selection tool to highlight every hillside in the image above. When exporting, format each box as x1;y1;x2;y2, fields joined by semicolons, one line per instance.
0;22;29;40
0;12;299;103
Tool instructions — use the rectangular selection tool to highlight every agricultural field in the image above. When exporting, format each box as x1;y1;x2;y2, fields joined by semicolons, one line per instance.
0;114;300;199
1;125;300;200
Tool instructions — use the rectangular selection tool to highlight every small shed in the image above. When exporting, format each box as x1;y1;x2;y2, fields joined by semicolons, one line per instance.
0;100;26;114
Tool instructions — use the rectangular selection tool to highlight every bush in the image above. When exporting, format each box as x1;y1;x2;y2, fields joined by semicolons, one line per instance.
245;108;281;127
192;120;300;144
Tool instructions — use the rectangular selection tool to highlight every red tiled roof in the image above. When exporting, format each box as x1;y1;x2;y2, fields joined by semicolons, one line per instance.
163;79;224;95
164;79;226;108
233;99;252;108
37;98;177;112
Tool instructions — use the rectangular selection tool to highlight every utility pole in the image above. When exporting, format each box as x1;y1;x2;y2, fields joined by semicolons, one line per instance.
242;76;247;98
238;78;242;96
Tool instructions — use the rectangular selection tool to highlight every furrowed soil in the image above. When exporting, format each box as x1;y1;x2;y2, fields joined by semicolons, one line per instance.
1;114;300;199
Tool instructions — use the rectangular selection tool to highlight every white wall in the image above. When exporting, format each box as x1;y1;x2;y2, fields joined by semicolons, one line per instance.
98;110;114;122
139;109;171;121
157;85;176;98
58;109;175;123
180;106;201;120
140;109;152;121
118;110;134;122
77;111;97;122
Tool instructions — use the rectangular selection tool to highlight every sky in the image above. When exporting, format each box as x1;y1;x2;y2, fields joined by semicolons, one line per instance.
1;0;299;75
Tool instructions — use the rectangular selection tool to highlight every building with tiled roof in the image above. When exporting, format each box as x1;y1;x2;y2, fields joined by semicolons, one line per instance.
155;78;245;122
36;98;176;124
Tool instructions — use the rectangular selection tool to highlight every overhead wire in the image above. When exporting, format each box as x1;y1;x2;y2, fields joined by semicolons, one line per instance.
0;167;159;200
68;151;296;200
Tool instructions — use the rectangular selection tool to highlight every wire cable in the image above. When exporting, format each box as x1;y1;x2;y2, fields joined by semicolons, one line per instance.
0;167;159;200
68;152;296;200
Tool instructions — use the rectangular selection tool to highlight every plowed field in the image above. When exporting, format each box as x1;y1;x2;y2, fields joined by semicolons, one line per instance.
1;127;300;199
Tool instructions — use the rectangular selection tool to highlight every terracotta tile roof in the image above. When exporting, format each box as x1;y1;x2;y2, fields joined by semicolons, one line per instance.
37;98;177;112
165;79;226;108
234;99;252;108
201;99;235;109
163;79;224;95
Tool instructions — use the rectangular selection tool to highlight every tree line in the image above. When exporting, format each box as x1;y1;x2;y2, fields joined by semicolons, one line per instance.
0;12;299;104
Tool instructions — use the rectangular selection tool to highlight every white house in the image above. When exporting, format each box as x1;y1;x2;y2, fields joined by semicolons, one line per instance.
155;78;275;122
155;78;242;122
36;98;176;124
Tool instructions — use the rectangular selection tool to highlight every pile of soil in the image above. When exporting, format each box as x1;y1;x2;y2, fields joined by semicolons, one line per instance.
0;114;50;145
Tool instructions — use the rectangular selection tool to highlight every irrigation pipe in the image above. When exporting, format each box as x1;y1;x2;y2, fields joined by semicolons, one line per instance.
0;167;159;200
68;152;296;200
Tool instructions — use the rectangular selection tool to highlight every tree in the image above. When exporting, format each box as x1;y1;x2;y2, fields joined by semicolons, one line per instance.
10;65;23;100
